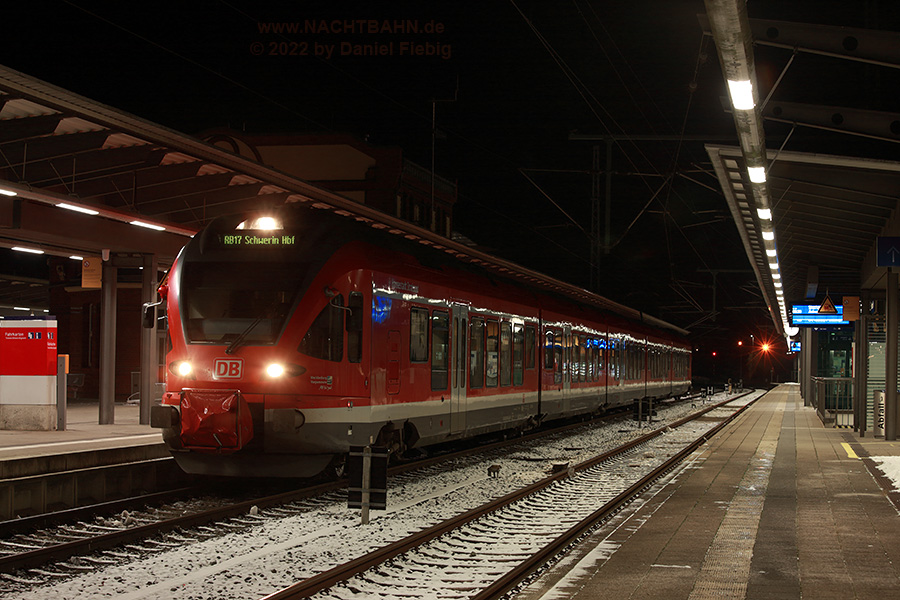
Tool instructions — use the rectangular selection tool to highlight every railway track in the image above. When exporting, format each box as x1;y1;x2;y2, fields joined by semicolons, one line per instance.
262;392;756;600
0;391;746;598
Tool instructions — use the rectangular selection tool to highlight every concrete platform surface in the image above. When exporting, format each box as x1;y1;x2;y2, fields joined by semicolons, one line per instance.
520;384;900;600
0;401;160;462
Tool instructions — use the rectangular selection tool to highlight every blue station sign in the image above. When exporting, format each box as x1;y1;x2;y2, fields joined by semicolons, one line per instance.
791;304;850;326
877;236;900;267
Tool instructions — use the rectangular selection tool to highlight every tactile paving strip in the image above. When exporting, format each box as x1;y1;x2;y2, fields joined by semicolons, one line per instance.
688;412;782;599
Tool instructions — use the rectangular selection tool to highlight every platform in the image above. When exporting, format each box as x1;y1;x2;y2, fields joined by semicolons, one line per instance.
521;383;900;600
0;401;164;479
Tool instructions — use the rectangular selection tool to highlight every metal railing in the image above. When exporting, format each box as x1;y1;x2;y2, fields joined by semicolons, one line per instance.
812;377;854;428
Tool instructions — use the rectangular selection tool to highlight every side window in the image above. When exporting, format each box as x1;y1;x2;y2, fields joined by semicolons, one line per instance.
347;292;363;363
431;311;449;390
513;324;524;386
525;325;535;369
410;307;429;362
486;320;499;387
554;335;563;384
298;295;344;362
500;322;512;387
544;330;555;370
469;317;484;388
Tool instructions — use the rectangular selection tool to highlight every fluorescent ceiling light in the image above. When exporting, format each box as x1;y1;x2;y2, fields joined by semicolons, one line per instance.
776;289;784;295
762;230;775;241
58;202;100;216
772;273;781;279
766;249;777;257
0;188;17;197
69;255;84;261
748;166;766;183
757;208;772;220
13;306;30;311
727;79;755;110
774;281;783;288
130;220;166;231
769;262;779;270
12;246;44;255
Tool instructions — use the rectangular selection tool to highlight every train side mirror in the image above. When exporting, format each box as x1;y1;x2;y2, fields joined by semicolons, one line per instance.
142;303;156;329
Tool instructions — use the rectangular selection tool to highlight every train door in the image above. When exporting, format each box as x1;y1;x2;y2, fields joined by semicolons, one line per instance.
450;304;468;434
562;325;572;413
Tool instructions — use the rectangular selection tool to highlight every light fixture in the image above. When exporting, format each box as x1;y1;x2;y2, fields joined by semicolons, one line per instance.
130;220;166;231
769;262;779;270
266;363;285;378
12;246;44;255
772;273;781;279
727;79;755;110
0;188;17;197
748;166;766;183
766;249;777;257
58;203;99;216
13;306;30;311
774;281;782;288
757;208;772;220
69;255;84;261
762;230;775;241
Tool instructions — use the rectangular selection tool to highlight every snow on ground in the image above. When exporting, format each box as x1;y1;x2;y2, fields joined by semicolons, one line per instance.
1;392;755;600
869;456;900;493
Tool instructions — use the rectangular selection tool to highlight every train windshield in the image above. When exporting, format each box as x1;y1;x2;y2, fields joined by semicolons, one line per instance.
180;261;303;344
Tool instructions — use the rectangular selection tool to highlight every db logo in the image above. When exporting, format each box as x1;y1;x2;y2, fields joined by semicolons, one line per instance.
214;358;243;379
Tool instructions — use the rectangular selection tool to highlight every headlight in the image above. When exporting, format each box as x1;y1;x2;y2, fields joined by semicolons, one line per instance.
266;363;285;378
168;361;192;377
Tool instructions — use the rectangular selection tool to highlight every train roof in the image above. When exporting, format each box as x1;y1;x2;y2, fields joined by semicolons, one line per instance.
192;204;691;339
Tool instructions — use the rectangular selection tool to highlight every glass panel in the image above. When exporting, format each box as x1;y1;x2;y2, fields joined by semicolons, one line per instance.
486;321;499;387
470;317;484;388
431;311;449;390
298;296;344;361
500;322;512;386
410;307;429;362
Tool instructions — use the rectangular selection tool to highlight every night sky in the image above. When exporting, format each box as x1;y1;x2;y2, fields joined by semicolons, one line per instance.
4;1;898;381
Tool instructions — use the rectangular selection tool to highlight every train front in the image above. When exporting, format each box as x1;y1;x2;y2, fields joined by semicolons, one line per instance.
150;210;360;478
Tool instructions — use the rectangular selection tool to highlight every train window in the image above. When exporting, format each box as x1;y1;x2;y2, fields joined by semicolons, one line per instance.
431;311;449;390
469;317;485;388
181;262;299;344
486;320;499;387
410;307;429;362
500;322;512;387
577;336;586;383
346;292;363;363
513;324;524;386
525;325;535;369
554;336;563;385
544;331;555;370
298;296;345;362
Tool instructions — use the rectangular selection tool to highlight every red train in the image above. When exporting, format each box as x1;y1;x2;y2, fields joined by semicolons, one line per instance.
150;206;691;477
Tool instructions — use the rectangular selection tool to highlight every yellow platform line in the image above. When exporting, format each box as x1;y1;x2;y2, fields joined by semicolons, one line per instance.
841;442;859;459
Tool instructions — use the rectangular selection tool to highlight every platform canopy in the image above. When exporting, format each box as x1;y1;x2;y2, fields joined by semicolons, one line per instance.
702;1;900;337
0;65;684;333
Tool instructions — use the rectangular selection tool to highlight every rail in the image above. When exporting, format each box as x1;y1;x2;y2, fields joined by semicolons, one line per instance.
811;377;853;428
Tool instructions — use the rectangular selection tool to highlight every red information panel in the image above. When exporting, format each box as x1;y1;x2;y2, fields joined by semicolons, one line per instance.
0;321;57;376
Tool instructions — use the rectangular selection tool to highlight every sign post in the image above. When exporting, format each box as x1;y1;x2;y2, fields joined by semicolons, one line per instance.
348;445;388;525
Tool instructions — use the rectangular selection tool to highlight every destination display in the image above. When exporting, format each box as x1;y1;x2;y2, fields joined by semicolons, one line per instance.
222;234;296;246
791;304;849;326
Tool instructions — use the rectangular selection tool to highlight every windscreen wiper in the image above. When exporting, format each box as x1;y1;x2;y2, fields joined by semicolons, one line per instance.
225;313;266;355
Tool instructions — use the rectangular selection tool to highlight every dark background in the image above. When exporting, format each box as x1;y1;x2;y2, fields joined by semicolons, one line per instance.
4;1;897;384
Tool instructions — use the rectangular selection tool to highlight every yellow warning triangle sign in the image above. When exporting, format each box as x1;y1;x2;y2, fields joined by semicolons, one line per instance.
818;295;838;315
